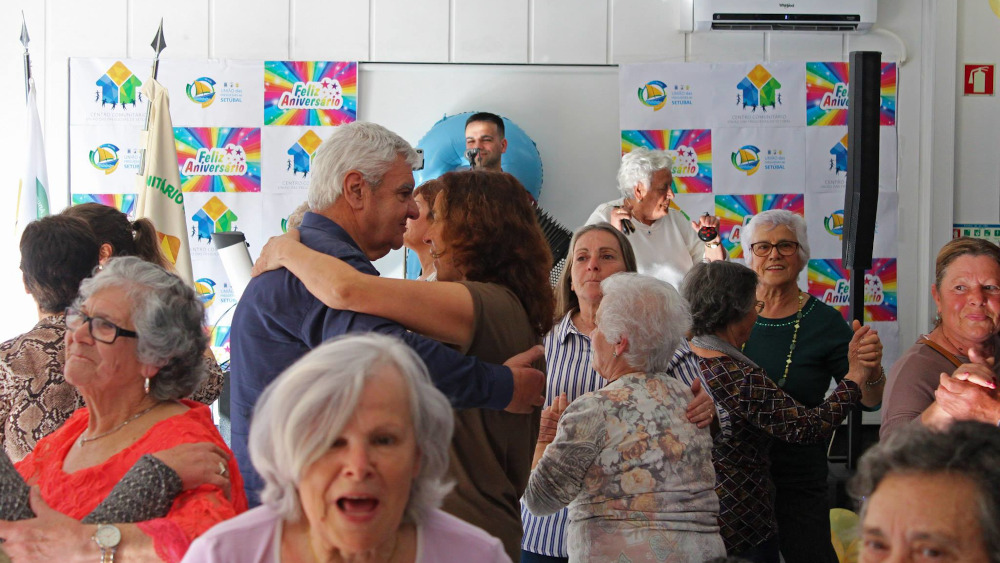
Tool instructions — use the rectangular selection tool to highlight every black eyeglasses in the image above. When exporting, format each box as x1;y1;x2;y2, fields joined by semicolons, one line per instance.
749;240;800;257
65;307;138;344
755;300;765;313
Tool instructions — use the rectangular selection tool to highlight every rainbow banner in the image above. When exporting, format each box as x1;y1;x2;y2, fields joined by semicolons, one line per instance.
621;129;712;193
715;194;805;259
72;193;137;217
807;258;898;322
806;62;897;126
175;127;261;192
264;61;358;126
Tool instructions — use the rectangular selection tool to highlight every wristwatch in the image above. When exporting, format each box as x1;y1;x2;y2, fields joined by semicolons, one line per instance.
93;523;121;563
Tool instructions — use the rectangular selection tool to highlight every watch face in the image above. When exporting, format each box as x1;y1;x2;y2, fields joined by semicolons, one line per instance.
95;524;121;548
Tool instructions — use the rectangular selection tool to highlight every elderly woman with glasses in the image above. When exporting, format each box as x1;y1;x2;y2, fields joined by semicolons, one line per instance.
739;209;884;563
524;273;725;562
0;257;246;562
183;333;508;562
683;261;873;562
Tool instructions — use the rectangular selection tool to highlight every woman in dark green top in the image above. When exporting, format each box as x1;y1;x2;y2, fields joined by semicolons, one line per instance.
740;209;885;563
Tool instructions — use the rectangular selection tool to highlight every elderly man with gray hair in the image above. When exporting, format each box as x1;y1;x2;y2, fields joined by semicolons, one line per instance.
231;122;545;507
587;147;725;290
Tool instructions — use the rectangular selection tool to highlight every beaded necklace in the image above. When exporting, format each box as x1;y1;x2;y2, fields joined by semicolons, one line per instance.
776;291;805;388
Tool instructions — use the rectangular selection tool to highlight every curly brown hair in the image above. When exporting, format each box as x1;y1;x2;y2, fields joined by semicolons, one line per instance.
435;170;555;338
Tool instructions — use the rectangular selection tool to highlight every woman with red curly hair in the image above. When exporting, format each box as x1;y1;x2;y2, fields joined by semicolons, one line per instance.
252;169;554;560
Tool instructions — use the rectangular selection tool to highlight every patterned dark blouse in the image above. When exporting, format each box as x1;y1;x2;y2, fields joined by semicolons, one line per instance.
697;354;861;556
1;314;225;462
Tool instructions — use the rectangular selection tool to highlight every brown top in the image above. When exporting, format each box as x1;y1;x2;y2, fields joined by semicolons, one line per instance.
881;335;1000;439
442;281;542;561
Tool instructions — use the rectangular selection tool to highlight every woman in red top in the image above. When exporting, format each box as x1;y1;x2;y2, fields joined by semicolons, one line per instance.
0;257;246;562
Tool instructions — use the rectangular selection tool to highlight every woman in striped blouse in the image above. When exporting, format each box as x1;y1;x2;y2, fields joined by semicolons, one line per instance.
519;223;716;563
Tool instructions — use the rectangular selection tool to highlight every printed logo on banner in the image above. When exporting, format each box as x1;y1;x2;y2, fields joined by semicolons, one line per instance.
89;144;120;175
191;196;238;245
186;77;217;108
736;65;783;113
807;258;897;322
175;127;261;192
622;129;712;193
71;194;137;218
209;325;232;365
95;61;143;111
638;81;667;111
806;62;897;126
195;278;217;307
824;210;845;239
730;145;788;177
264;61;358;126
829;135;849;176
88;144;141;176
287;130;323;178
715;194;805;259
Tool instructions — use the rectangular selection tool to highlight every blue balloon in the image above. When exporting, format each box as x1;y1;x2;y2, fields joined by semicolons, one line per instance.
408;112;544;279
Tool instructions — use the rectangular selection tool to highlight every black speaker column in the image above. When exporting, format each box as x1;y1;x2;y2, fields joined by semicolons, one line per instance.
843;51;881;469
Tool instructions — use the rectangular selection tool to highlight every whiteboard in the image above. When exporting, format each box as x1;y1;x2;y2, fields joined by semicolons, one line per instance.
359;63;621;277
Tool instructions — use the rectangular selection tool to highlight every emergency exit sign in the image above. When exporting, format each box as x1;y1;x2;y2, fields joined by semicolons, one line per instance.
964;64;995;96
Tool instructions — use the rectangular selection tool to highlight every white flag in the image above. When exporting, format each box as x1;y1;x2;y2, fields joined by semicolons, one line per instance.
16;78;50;236
136;77;193;285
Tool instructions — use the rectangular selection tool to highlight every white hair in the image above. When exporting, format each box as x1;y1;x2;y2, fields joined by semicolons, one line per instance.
248;333;454;523
616;148;675;200
307;122;420;211
597;273;691;373
740;209;810;269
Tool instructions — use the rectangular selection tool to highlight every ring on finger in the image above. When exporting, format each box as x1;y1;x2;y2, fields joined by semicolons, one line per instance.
218;461;228;477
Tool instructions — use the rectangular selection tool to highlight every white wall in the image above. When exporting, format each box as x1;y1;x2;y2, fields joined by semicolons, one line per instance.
0;0;972;353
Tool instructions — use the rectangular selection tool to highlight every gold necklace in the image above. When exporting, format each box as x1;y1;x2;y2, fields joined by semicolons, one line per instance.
78;402;161;445
777;291;805;388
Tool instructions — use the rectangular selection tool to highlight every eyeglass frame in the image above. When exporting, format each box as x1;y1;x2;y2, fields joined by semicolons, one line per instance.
65;306;138;344
749;240;801;258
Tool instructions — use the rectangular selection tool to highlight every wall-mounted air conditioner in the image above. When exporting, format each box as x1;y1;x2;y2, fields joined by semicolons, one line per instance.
691;0;876;33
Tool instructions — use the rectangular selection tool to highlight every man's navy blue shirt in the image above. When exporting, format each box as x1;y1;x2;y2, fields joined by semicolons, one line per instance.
229;212;514;505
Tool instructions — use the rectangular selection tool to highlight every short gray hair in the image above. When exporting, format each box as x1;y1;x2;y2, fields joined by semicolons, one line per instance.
849;422;1000;562
249;333;454;523
76;256;206;400
683;261;759;337
307;122;420;211
616;148;674;200
597;273;690;373
740;209;810;268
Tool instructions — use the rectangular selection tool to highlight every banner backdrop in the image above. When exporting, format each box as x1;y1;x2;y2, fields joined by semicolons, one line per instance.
69;58;359;364
623;61;900;368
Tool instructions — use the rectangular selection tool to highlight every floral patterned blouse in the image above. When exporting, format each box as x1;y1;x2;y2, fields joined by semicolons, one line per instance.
523;371;725;562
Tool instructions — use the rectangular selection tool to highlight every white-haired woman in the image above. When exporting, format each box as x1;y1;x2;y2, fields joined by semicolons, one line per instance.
183;333;509;562
0;257;245;562
586;147;724;289
740;209;884;563
524;273;724;562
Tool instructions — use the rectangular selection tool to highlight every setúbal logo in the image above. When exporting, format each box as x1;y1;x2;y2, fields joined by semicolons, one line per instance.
731;145;761;176
186;77;217;108
637;81;667;111
195;278;217;307
824;210;845;239
89;144;120;175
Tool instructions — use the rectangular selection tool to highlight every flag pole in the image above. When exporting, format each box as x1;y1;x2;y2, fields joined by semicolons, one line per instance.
139;19;166;176
20;12;30;102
